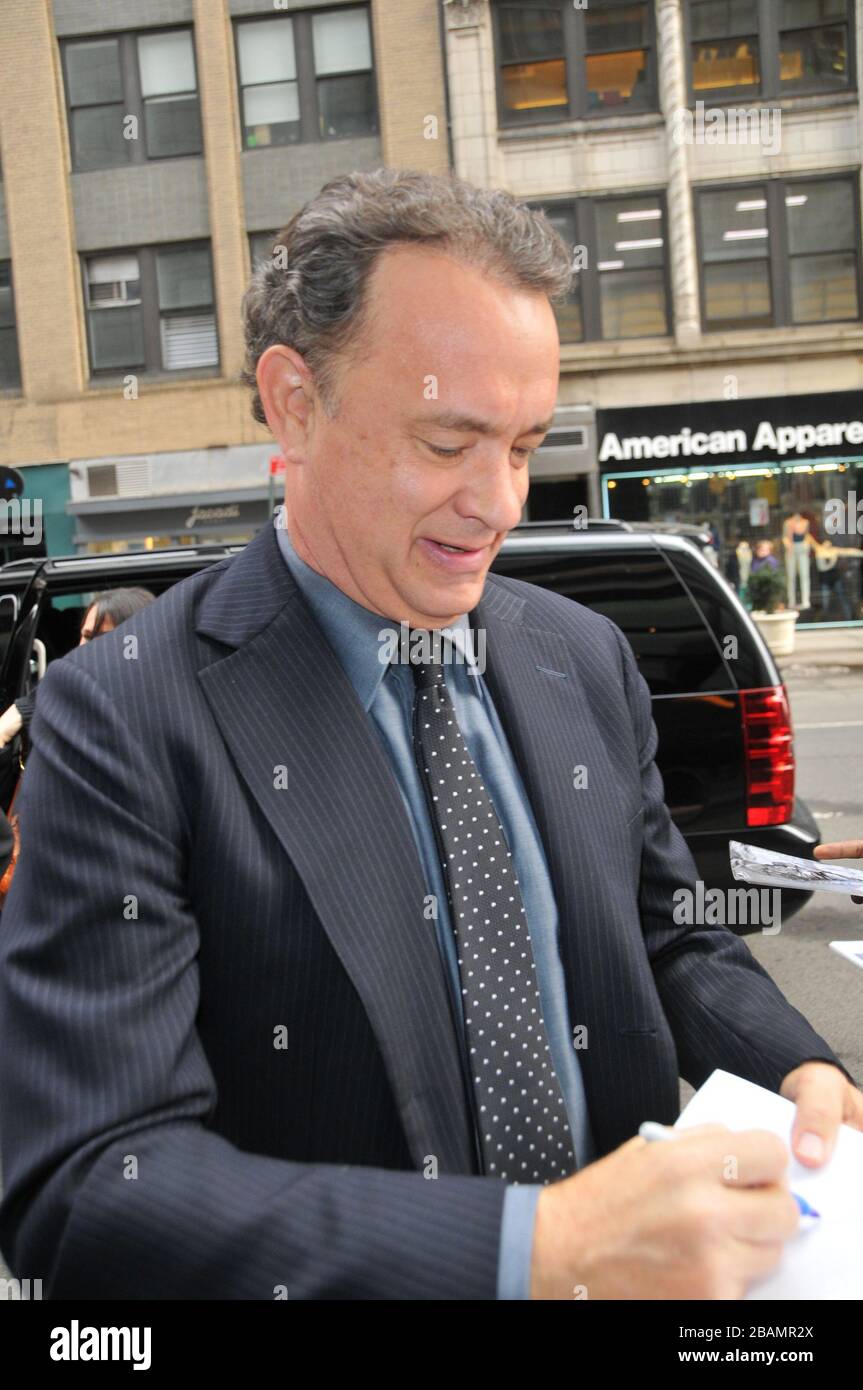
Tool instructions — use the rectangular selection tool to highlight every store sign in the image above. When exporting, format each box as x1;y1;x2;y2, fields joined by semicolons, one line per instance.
599;417;863;464
597;391;863;471
184;503;241;528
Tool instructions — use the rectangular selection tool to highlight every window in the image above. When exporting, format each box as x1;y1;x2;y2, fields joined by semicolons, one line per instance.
493;0;657;126
493;548;728;695
236;5;377;148
537;194;670;342
0;262;22;390
84;242;218;376
249;232;282;268
63;28;202;172
697;175;860;329
688;0;853;99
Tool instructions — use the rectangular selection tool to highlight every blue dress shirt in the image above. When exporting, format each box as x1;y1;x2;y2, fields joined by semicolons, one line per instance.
274;516;595;1298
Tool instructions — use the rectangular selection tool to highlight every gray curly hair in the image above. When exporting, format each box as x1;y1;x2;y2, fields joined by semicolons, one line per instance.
241;167;574;425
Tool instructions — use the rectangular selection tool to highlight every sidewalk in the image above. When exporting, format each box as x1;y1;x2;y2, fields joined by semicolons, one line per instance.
778;625;863;671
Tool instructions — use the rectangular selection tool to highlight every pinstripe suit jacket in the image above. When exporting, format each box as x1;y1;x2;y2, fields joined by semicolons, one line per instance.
0;519;845;1299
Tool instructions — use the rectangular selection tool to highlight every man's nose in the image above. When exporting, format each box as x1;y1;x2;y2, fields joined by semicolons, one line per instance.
462;453;526;534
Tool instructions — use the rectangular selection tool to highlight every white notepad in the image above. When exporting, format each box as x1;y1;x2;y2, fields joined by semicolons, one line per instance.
675;1069;863;1299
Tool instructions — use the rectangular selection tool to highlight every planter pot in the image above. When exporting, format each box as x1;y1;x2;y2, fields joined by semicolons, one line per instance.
752;608;798;658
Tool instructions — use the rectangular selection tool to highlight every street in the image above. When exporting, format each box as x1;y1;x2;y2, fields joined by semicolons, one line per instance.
743;667;863;1084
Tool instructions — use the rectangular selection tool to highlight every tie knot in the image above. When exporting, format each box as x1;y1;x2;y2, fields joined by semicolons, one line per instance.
408;629;447;690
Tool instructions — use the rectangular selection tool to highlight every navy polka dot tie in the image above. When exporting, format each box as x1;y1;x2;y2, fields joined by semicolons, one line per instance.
409;634;576;1185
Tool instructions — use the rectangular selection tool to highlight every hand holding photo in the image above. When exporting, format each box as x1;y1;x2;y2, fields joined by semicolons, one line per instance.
730;840;863;896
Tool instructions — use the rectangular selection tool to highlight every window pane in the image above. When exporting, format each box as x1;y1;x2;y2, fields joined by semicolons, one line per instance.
585;2;647;52
786;179;854;254
704;260;771;323
501;59;567;116
244;82;301;145
70;105;130;171
587;49;649;109
238;18;296;86
250;232;278;266
144;94;202;157
160;312;218;369
317;73;377;138
498;6;563;62
0;327;21;390
156;246;212;311
779;22;848;90
493;551;725;697
780;0;847;24
138;30;196;99
599;268;667;337
700;188;769;261
543;208;582;342
791;253;858;322
692;36;760;90
0;266;13;330
312;8;372;74
65;38;123;106
88;253;140;286
690;1;759;41
596;199;665;269
88;306;145;370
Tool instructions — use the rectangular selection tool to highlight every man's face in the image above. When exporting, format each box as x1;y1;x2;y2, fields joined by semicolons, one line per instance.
269;244;561;627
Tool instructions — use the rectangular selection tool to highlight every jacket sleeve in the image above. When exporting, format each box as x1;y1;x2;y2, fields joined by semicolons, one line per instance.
611;625;858;1095
13;689;37;733
0;655;505;1299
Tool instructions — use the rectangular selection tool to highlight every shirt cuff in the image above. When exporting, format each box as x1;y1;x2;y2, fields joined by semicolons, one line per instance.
496;1183;543;1300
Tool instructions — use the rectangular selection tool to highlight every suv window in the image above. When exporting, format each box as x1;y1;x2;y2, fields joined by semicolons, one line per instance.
493;547;731;697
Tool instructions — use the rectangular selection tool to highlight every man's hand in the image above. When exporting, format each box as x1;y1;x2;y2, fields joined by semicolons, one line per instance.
779;1061;863;1167
815;840;863;902
529;1124;798;1299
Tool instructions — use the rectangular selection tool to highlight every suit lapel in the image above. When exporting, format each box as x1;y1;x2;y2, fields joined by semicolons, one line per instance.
194;524;476;1173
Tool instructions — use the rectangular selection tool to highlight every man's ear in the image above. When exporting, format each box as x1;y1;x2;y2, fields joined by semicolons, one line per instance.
257;346;312;457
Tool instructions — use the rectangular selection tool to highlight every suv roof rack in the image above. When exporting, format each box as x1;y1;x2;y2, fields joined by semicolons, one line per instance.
514;518;631;532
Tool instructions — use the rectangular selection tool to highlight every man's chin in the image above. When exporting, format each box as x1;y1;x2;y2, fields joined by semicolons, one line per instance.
405;574;489;626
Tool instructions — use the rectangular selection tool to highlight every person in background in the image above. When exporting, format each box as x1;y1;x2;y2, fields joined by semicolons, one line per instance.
750;539;779;572
0;587;155;749
814;537;859;621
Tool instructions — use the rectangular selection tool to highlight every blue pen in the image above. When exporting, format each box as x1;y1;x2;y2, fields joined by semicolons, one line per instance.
638;1121;821;1222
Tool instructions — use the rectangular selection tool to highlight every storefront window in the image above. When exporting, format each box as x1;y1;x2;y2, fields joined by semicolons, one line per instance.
604;461;862;624
597;391;863;625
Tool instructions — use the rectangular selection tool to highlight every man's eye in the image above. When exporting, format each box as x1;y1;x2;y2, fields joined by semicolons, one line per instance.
512;447;535;460
426;443;465;458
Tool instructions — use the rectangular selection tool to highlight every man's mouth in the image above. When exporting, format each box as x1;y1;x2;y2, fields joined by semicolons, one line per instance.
419;537;492;570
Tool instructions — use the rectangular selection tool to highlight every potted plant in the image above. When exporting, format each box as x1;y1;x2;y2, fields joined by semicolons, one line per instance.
745;567;798;657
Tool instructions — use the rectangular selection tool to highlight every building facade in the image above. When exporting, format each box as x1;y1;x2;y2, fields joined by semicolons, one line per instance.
444;0;863;622
0;0;449;555
1;0;861;623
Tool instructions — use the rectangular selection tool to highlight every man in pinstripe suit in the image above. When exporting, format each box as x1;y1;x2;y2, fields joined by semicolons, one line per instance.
1;170;861;1300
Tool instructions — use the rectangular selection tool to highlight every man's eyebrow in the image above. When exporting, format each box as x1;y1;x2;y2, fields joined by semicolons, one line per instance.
409;411;555;437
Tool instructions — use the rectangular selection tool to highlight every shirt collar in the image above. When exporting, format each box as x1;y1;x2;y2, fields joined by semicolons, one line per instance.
274;516;478;713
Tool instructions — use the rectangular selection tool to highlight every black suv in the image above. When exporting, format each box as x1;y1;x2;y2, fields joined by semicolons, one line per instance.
0;520;818;928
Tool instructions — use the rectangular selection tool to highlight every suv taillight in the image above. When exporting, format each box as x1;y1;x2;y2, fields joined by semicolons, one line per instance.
740;686;795;827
